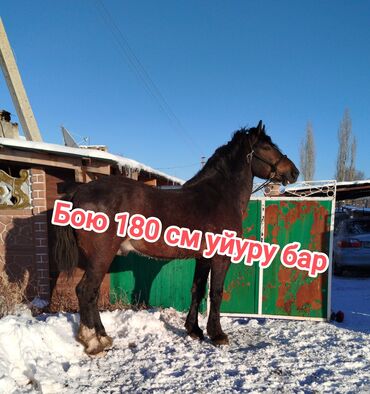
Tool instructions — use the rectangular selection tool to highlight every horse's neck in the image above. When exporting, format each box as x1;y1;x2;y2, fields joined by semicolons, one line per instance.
186;145;246;187
186;160;254;212
187;133;257;213
236;167;254;211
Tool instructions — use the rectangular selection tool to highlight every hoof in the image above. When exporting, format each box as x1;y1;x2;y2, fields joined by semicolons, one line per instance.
77;324;113;356
85;336;107;356
99;335;113;349
77;325;95;348
187;328;204;341
185;322;204;340
84;335;113;356
211;333;229;346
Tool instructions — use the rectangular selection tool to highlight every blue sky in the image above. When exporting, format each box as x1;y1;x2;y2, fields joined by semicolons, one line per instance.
1;1;369;181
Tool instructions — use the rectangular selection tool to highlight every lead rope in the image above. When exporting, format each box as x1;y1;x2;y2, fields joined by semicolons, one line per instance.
252;178;273;194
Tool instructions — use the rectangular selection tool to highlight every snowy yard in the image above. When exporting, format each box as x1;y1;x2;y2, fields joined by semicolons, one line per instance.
0;276;369;393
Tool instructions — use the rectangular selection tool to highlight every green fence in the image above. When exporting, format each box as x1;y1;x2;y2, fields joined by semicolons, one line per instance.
110;255;204;312
110;198;334;320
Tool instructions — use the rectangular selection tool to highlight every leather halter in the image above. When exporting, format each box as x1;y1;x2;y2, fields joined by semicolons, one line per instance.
252;152;287;178
247;145;287;194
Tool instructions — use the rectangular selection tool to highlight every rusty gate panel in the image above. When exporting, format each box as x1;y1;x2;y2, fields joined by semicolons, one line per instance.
262;200;332;319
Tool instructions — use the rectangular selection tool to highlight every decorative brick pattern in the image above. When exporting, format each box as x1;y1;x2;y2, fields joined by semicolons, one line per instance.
30;168;50;299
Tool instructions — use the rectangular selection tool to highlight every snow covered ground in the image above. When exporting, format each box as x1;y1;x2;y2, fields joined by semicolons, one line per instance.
0;276;369;393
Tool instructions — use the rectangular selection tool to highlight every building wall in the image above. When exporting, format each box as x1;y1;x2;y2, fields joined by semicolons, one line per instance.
0;167;50;300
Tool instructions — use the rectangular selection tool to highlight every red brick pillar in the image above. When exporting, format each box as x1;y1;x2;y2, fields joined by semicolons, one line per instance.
31;168;50;300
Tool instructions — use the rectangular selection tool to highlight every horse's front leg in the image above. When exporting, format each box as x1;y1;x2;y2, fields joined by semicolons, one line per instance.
185;257;211;340
207;256;231;345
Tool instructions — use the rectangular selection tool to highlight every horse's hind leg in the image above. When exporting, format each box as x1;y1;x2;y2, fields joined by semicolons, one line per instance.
207;257;230;345
76;267;112;355
185;257;210;340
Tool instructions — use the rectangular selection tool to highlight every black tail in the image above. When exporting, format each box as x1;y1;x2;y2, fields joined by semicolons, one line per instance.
53;224;79;276
52;189;80;276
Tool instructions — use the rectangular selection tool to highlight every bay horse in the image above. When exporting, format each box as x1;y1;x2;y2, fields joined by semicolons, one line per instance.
54;121;299;355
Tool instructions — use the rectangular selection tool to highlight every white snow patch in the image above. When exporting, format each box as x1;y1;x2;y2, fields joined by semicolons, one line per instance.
0;277;369;393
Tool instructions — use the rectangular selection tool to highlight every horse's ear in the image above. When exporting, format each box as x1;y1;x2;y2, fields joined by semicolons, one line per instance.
256;120;263;134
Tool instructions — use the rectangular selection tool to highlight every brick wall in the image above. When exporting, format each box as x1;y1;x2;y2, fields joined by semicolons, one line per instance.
0;167;50;301
0;208;36;297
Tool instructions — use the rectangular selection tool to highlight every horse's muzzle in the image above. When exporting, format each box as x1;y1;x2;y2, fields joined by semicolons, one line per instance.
282;166;299;185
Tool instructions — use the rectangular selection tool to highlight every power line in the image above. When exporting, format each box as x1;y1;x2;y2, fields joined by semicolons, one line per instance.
94;0;202;157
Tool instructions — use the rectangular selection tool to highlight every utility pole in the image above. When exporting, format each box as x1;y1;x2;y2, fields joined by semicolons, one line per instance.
0;18;42;141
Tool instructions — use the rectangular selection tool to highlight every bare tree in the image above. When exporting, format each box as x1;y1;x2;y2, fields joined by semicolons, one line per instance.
335;109;363;182
299;122;315;181
335;109;352;181
348;136;357;181
354;169;365;180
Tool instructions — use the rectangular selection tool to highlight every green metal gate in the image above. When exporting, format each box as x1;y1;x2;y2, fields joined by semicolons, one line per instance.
219;199;261;315
220;198;334;320
110;196;334;320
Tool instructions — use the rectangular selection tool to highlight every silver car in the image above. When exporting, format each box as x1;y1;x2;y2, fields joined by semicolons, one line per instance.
333;218;370;275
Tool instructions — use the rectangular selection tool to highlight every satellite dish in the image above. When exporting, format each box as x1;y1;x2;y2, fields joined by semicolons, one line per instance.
61;126;79;148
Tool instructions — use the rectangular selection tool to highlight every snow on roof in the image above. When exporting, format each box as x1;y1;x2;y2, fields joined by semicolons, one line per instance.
0;137;184;184
283;179;370;200
283;180;336;192
115;156;184;184
336;179;370;187
284;179;370;192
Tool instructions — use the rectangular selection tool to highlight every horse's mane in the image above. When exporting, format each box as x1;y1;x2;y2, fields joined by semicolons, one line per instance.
183;126;279;187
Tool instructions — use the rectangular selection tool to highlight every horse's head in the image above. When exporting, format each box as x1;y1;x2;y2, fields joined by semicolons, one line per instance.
249;121;299;185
